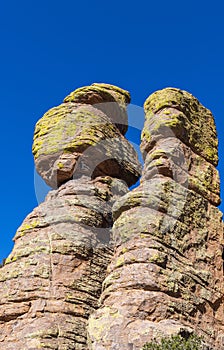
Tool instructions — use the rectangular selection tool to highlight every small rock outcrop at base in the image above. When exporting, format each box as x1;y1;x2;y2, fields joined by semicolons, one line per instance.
0;85;223;350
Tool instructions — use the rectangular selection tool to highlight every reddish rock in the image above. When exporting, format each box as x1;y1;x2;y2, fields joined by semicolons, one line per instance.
87;88;224;350
0;84;141;349
1;86;223;350
0;177;130;349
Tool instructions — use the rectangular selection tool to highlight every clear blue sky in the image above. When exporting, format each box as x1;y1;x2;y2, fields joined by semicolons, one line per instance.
0;0;224;263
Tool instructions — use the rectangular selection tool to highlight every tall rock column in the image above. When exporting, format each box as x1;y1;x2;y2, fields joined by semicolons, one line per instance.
0;84;141;349
87;88;224;349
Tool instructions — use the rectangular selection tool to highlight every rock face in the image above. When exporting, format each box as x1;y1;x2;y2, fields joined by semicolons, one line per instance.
0;85;223;350
87;88;224;349
0;177;130;349
0;84;141;349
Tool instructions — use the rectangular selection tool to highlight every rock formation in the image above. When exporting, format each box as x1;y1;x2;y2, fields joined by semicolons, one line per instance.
87;88;224;349
32;83;138;188
0;85;223;350
0;83;141;349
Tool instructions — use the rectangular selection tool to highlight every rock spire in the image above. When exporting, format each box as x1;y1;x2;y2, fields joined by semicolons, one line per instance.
87;88;224;350
0;85;223;350
0;83;141;349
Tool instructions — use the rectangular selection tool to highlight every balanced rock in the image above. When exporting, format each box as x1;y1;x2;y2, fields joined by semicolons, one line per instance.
33;83;139;188
0;84;141;349
87;88;224;349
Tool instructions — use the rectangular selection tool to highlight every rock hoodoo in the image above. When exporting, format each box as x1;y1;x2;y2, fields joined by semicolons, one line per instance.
0;83;141;349
0;85;223;350
87;88;224;349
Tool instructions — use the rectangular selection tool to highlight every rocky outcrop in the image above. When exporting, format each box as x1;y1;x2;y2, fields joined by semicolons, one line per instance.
0;177;131;349
87;88;224;349
0;85;223;350
0;84;141;349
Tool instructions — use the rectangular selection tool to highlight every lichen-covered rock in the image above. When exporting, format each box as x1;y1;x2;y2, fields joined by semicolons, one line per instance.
1;86;224;350
33;84;140;188
141;88;218;166
0;83;142;349
0;177;129;349
64;83;130;134
87;88;224;350
142;137;221;206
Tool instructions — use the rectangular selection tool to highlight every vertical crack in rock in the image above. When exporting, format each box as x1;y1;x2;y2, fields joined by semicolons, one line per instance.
87;88;224;350
0;83;141;349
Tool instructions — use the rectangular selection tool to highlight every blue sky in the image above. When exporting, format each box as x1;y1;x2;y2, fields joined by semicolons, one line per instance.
0;0;224;263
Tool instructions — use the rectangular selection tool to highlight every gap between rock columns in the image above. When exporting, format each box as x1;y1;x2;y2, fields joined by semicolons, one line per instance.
0;83;141;349
87;88;224;350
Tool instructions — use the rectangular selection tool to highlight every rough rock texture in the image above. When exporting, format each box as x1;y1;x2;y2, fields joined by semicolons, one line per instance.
87;88;224;349
64;83;130;135
141;88;218;166
0;84;141;349
0;177;129;349
0;86;223;350
33;83;139;188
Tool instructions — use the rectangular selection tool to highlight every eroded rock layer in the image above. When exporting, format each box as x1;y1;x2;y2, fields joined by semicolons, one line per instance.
87;88;224;350
0;177;129;349
0;84;141;349
33;83;139;188
1;86;223;350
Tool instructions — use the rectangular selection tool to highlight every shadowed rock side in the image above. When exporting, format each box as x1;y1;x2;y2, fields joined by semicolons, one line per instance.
87;88;224;350
0;84;141;349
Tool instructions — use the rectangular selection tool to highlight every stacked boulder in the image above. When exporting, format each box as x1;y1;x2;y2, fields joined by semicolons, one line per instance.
33;83;139;188
87;88;224;349
0;84;141;349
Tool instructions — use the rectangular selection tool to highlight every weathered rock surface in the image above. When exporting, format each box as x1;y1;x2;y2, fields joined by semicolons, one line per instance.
1;86;223;350
0;84;141;349
33;83;139;189
64;83;130;134
0;177;129;349
87;88;224;349
141;88;218;166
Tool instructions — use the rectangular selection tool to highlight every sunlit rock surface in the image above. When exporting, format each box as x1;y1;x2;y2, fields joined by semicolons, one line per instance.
33;83;140;188
0;84;141;349
0;86;223;350
87;88;224;350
